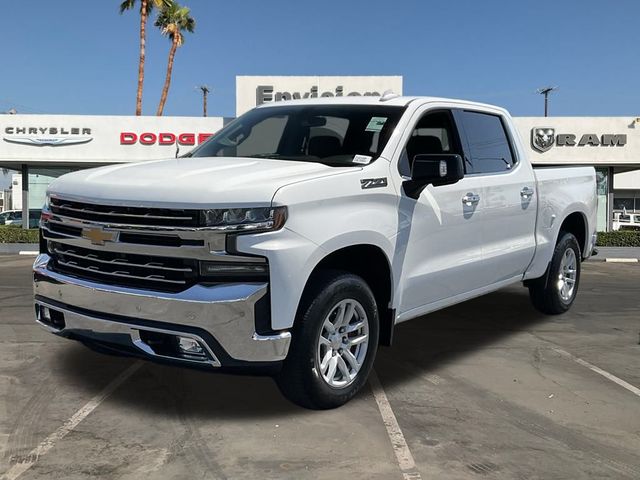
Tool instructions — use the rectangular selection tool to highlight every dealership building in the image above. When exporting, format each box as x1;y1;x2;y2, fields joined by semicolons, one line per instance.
1;75;638;232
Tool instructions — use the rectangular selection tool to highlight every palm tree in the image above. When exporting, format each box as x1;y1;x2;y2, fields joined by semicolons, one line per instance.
155;2;195;116
119;0;169;115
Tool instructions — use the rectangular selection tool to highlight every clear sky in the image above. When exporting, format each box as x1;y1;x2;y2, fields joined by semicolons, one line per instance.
1;0;638;118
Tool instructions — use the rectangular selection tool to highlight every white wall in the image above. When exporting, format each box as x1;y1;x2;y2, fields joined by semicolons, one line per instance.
0;115;225;168
614;170;640;190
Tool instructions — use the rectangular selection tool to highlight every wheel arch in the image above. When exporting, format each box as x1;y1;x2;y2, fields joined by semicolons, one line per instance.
558;211;588;258
299;244;395;346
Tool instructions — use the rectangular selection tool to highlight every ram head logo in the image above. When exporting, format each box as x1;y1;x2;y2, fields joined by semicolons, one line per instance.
532;127;555;153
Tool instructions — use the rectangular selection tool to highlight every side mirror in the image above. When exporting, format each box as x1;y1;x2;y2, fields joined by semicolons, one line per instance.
403;154;465;199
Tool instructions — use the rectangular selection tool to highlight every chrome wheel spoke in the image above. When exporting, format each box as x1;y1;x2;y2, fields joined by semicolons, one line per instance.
342;349;361;371
347;334;368;347
326;355;338;381
341;302;355;327
336;355;351;381
323;318;336;334
332;304;345;328
345;320;365;333
320;350;332;373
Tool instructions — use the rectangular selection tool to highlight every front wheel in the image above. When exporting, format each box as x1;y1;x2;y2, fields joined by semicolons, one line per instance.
276;271;379;410
528;232;581;315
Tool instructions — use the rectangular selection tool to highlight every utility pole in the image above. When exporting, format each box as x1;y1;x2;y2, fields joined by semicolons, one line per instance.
197;85;210;117
536;86;558;117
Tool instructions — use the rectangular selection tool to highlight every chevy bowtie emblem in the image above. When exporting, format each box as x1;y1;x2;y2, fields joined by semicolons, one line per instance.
81;227;119;245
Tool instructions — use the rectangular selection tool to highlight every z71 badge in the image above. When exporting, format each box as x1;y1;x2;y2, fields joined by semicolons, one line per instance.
360;178;388;189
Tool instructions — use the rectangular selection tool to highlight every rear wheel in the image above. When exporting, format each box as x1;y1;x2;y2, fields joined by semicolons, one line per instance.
528;232;581;315
276;271;379;409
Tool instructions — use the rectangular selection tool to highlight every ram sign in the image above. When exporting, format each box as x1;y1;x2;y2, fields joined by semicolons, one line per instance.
514;117;636;165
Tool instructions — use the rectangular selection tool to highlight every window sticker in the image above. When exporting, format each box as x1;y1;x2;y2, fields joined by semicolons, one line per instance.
353;154;372;165
365;117;388;132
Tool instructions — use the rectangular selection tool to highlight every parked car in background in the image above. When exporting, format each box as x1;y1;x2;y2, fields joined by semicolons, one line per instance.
612;211;640;230
0;209;41;228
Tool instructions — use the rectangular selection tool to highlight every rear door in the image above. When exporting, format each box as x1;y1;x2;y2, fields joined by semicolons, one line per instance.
455;109;537;283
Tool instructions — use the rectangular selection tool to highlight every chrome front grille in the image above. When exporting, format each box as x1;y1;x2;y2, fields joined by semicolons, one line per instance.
49;196;200;228
48;241;198;292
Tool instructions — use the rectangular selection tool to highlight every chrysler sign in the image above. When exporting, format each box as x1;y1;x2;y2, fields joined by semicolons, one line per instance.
3;126;93;146
532;127;627;153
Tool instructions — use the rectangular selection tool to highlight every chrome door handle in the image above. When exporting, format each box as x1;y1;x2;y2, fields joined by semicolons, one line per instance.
462;193;480;206
520;186;534;199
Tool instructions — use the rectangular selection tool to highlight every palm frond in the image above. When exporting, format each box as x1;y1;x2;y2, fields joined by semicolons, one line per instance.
154;1;195;43
119;0;136;14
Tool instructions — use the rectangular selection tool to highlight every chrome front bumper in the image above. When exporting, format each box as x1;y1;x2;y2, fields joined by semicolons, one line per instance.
33;254;291;366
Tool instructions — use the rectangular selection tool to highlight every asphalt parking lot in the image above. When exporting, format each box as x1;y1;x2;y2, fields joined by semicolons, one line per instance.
0;255;638;480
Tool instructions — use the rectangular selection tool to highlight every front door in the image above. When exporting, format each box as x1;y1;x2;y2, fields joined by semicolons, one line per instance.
396;109;486;316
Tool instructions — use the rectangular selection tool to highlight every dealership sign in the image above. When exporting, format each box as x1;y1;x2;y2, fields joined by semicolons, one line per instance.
236;76;403;116
120;132;214;146
531;127;627;153
256;85;382;105
3;126;92;146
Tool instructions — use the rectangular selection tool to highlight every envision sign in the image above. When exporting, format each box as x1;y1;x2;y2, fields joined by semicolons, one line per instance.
532;127;627;153
236;76;403;116
256;85;382;105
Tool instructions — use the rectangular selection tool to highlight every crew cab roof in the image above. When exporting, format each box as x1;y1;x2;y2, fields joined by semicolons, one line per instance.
254;95;508;114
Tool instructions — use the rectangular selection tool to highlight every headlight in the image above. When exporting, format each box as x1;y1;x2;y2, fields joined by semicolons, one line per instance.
200;206;287;232
40;194;52;225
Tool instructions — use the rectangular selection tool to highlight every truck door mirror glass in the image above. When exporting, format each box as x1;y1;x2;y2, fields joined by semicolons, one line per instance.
403;154;464;199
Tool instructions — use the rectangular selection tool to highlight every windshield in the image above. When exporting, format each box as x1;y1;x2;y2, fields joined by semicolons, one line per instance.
188;104;406;166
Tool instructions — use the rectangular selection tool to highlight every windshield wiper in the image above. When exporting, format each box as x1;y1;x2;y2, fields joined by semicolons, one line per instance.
246;153;285;159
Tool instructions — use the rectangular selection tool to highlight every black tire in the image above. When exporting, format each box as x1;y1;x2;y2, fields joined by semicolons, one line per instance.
528;232;581;315
276;270;379;410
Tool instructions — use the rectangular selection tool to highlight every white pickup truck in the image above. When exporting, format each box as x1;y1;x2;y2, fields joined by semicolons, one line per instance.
34;95;597;409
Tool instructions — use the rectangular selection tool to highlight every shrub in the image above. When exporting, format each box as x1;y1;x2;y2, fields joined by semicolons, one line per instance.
0;226;39;243
596;230;640;247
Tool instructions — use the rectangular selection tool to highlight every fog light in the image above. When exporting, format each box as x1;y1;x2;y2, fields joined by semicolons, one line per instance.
41;306;51;322
177;336;205;356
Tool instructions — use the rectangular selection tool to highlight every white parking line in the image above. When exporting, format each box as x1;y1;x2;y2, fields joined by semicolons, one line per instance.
1;361;143;480
553;348;640;398
369;370;422;480
18;251;38;256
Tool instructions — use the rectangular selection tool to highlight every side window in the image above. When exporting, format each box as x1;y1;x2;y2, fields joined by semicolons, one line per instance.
399;110;461;177
458;111;515;174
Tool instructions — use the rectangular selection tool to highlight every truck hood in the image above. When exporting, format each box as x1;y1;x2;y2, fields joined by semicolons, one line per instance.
48;157;354;208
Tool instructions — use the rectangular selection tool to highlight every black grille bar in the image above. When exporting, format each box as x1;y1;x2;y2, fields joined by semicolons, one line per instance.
48;242;198;293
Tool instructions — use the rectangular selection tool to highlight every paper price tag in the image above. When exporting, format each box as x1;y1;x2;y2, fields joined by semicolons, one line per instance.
353;155;372;165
